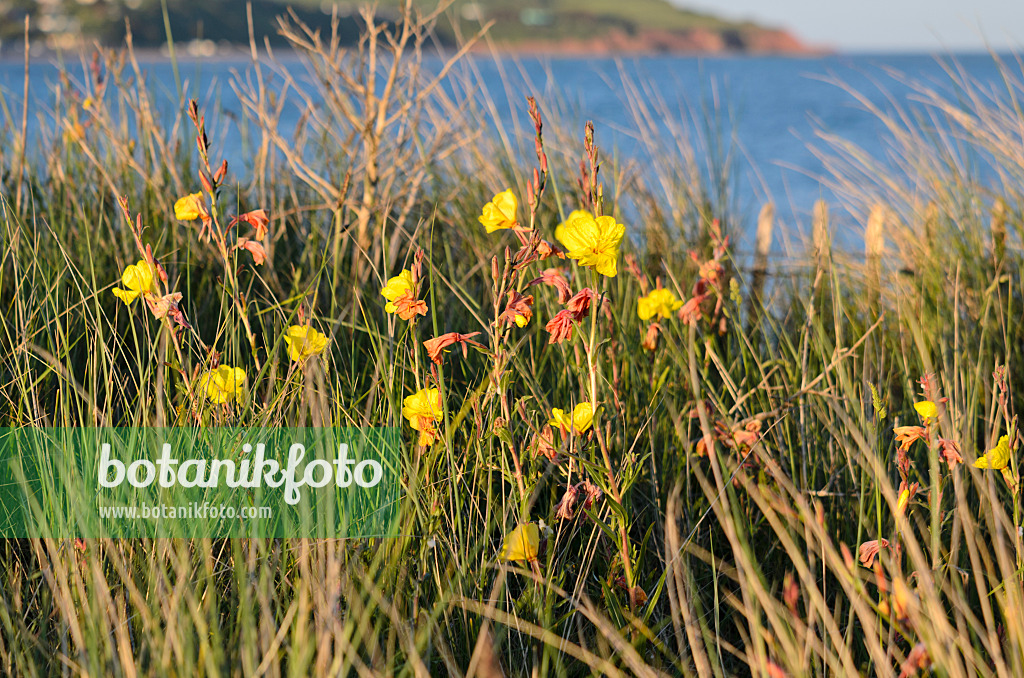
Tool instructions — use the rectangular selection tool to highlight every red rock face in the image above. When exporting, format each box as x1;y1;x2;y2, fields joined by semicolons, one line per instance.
473;27;820;56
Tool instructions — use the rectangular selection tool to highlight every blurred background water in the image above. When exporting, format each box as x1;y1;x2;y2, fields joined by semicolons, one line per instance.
0;52;1011;248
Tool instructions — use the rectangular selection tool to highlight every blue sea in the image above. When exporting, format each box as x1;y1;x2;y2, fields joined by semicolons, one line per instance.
0;51;1014;247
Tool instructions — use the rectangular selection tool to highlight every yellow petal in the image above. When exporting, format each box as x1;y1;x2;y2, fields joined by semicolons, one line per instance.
914;401;938;421
572;402;595;433
974;435;1011;470
285;325;328;362
381;270;414;302
174;192;204;221
479;190;518;233
112;287;140;305
499;523;540;562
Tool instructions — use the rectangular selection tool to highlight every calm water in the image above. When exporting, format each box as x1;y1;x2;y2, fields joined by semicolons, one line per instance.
0;51;1012;247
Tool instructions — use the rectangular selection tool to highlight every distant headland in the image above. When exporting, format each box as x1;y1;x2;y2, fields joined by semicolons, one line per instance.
0;0;821;57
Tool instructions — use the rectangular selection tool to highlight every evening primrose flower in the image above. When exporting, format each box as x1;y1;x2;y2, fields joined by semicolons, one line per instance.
498;523;539;562
548;402;596;435
914;401;939;421
402;388;442;446
198;366;246;404
284;325;329;363
556;212;625;277
381;270;427;320
478;189;518;233
112;260;157;305
974;435;1012;470
554;210;593;244
174;192;207;221
637;287;683;321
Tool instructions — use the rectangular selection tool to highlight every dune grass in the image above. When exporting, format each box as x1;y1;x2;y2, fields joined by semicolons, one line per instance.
1;2;1023;676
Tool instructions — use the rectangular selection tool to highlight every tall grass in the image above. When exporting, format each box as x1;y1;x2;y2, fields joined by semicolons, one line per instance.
1;2;1023;675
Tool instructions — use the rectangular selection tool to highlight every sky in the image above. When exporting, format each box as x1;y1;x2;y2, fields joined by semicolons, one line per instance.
675;0;1024;52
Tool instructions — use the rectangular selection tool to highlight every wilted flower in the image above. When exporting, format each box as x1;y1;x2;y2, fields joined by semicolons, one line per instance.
198;366;246;404
479;189;519;233
554;484;579;520
391;296;428;320
858;538;890;568
566;287;598;320
555;212;625;277
894;425;927;453
548;402;595;435
974;434;1012;470
637;287;683;321
284;325;329;363
112;260;157;305
641;322;661;352
174;192;207;221
528;268;571;303
698;259;724;283
402;388;442;447
423;332;482;365
898;643;931;678
497;290;534;328
535;425;558;462
229;209;270;239
544;309;576;344
577;479;603;510
533;239;563;261
729;419;762;450
937;438;963;469
145;291;182;319
678;294;705;325
237;238;267;265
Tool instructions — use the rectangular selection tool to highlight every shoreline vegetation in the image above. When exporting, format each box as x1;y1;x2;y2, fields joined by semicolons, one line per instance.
0;0;821;57
1;0;1023;675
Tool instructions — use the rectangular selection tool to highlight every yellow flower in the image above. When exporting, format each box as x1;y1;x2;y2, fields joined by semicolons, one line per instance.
914;401;938;421
198;366;246;404
174;192;206;221
112;260;157;305
637;288;683;321
555;212;625;277
554;209;593;243
402;388;442;446
974;435;1012;470
498;523;539;562
478;189;518;233
548;402;596;434
514;314;530;328
284;325;329;362
380;270;415;313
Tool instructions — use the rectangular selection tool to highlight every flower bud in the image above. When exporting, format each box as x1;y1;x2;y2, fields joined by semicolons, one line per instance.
214;159;228;184
200;171;214;195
